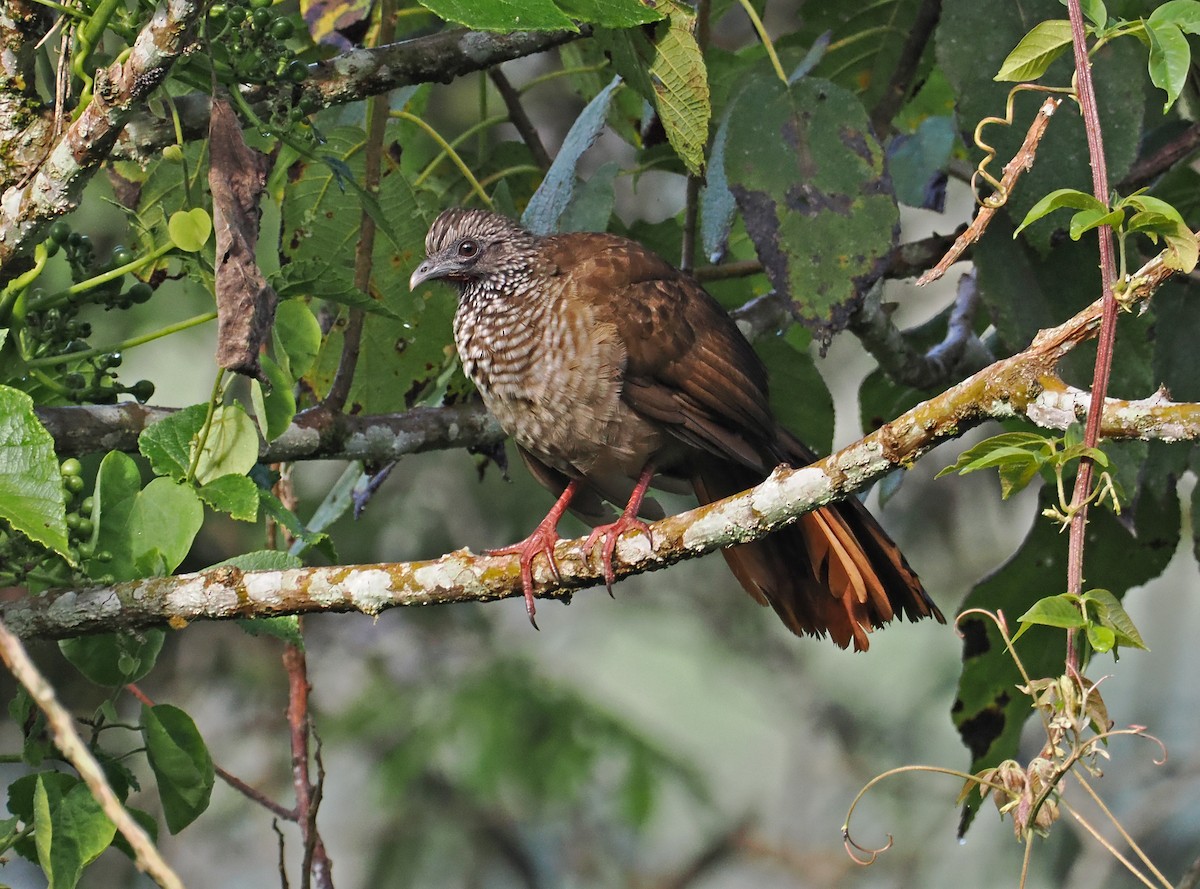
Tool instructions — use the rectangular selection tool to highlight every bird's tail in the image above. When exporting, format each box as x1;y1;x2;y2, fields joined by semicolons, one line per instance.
691;456;943;651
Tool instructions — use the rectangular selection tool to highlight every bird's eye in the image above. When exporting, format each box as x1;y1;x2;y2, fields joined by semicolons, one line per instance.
457;239;480;259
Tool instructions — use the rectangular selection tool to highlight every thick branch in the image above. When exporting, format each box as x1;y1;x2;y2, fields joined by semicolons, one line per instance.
1;239;1188;639
116;28;586;162
0;0;205;269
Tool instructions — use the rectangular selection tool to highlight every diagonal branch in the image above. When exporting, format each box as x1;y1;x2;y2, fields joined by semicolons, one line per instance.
1;235;1190;639
0;0;206;269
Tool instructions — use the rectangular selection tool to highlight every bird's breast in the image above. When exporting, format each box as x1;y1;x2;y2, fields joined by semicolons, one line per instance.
453;294;664;479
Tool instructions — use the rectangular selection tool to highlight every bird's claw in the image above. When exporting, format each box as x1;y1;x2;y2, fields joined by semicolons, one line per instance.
488;525;564;628
585;516;653;596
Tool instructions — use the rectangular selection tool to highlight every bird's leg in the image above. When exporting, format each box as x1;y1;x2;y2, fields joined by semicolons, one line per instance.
487;479;580;628
585;465;656;596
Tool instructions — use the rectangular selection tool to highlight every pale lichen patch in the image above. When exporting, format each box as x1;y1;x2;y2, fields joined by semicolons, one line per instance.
342;568;396;615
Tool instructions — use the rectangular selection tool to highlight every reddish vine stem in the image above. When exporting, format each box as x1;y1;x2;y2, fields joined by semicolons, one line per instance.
285;640;333;889
1064;0;1119;669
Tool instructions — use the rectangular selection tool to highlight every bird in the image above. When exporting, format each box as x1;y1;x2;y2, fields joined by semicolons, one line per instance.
409;208;943;650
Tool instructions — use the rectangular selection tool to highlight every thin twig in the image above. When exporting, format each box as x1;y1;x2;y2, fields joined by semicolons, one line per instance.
1118;121;1200;192
918;95;1062;285
285;640;333;889
488;68;551;171
0;618;185;889
868;0;943;135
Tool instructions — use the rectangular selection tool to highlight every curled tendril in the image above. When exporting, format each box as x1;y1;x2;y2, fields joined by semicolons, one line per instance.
971;84;1077;208
843;828;893;866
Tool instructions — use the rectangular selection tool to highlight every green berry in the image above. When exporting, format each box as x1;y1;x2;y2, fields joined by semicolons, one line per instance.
66;513;81;531
64;474;86;495
60;458;82;478
249;0;272;9
208;3;227;18
80;496;94;515
227;5;246;23
251;7;271;27
128;283;153;304
162;144;184;163
49;221;71;244
286;59;309;83
111;245;134;267
77;541;95;559
268;17;294;39
76;518;93;538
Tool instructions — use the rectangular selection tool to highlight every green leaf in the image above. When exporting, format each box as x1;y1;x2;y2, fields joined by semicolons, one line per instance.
196;473;260;521
1068;206;1125;239
557;161;619;233
1081;588;1148;651
191;404;259;485
237;615;304;646
0;385;71;560
250;355;296;443
59;631;165;686
758;331;833;455
1086;623;1115;653
416;0;576;31
1080;0;1107;29
935;432;1052;478
139;405;207;481
34;776;116;889
167;208;212;253
887;116;956;209
994;19;1073;81
524;76;623;235
273;299;323;380
1013;595;1086;642
724;71;896;335
1162;230;1199;272
1012;188;1106;237
556;0;663;26
270;260;400;318
1125;193;1189;224
142;704;214;834
1148;0;1200;36
88;451;143;582
648;7;710;176
128;478;203;575
1146;21;1191;111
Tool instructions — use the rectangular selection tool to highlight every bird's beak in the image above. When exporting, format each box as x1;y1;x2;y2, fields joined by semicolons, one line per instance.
409;259;441;292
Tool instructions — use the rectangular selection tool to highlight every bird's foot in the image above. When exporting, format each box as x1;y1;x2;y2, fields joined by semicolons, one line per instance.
488;523;565;629
584;515;653;596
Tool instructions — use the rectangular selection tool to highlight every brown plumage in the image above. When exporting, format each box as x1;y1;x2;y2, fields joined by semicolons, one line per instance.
410;209;943;650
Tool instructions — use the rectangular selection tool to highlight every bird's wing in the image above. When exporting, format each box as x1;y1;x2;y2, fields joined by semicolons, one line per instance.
542;233;780;473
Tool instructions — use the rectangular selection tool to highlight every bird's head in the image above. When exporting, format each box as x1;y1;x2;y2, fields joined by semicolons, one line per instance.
409;209;538;293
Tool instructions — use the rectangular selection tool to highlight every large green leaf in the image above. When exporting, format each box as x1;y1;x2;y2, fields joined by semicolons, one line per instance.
141;704;215;834
417;0;576;31
648;6;710;176
0;385;70;559
59;630;165;687
128;478;203;576
724;70;897;336
34;776;117;889
88;451;144;582
139;405;207;482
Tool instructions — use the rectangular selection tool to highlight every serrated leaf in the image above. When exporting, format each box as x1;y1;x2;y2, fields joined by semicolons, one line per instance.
648;8;710;176
0;385;70;560
167;208;212;253
196;474;260;521
191;404;259;485
141;704;214;834
524;76;623;235
270;260;400;318
416;0;576;31
995;19;1073;81
1146;21;1191;111
59;631;165;687
139;405;207;481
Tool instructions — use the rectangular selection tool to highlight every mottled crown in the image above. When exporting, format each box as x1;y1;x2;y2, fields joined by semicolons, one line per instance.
425;208;536;256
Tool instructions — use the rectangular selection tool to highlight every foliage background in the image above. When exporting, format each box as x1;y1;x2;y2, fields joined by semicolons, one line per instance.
2;0;1200;887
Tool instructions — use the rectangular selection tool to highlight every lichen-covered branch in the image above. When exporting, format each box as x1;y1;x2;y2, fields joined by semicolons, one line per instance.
2;237;1192;639
116;27;586;161
0;0;206;270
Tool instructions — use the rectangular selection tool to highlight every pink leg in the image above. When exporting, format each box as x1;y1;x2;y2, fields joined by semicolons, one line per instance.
488;479;580;628
584;466;655;596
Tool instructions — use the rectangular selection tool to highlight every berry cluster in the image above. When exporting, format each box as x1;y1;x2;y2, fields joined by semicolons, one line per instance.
206;0;309;88
25;221;156;404
0;459;112;589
